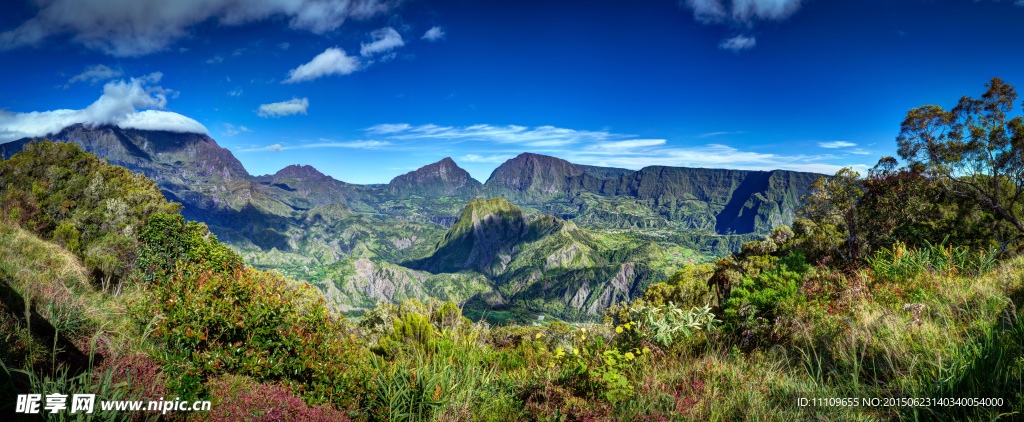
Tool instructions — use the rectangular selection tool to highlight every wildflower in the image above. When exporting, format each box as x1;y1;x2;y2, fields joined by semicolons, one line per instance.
615;326;624;334
642;347;651;354
536;333;544;339
625;352;635;360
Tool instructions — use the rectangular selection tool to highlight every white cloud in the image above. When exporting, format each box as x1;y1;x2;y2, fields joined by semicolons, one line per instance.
684;0;803;24
283;47;360;83
0;0;393;57
279;42;290;50
682;0;803;50
206;55;224;64
585;139;667;153
422;26;445;41
0;74;206;142
369;122;865;175
227;87;243;97
223;122;252;136
719;34;756;51
461;154;515;163
360;27;404;57
818;141;857;148
242;139;390;152
69;64;122;84
697;131;742;138
365;123;615;147
257;98;309;117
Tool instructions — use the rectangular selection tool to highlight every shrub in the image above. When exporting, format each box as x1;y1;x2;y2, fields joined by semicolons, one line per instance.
725;251;809;338
136;212;243;283
143;264;367;407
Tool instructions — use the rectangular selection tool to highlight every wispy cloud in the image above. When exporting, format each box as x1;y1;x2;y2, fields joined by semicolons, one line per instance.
818;141;856;148
242;139;390;152
719;34;756;52
360;27;404;57
0;0;393;57
368;122;864;175
460;153;515;163
681;0;804;51
69;64;122;84
222;123;251;136
365;123;615;147
227;87;243;97
422;26;445;41
696;131;742;138
283;47;360;83
257;98;309;117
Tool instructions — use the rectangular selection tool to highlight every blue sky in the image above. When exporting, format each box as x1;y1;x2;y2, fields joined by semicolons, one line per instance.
1;0;1023;184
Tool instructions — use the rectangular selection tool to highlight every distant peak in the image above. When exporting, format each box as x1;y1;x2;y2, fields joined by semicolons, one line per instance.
273;164;326;179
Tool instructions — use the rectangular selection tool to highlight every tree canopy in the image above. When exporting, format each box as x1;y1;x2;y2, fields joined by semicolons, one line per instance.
896;77;1024;241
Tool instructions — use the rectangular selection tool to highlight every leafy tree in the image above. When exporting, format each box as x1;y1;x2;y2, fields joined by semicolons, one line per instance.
896;77;1024;247
797;167;863;262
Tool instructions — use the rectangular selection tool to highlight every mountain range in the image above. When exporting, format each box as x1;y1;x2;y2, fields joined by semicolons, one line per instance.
1;124;822;320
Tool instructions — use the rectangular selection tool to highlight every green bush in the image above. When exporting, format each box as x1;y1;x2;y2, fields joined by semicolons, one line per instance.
725;251;809;328
143;263;367;406
136;212;243;282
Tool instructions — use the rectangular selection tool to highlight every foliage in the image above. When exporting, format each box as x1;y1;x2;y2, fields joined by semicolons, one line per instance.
896;77;1024;244
626;303;719;349
136;212;244;283
867;239;998;283
0;141;179;258
143;264;367;406
797;167;864;262
725;251;809;332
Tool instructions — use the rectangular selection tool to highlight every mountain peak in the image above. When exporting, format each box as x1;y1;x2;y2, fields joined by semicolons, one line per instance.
484;152;584;195
271;164;327;180
387;157;482;198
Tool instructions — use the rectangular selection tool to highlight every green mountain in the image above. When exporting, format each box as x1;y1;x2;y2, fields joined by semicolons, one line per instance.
2;125;822;320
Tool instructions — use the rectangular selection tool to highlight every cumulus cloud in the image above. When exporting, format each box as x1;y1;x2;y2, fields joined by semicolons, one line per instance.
265;144;283;152
69;64;122;84
0;74;206;142
422;26;445;41
257;98;309;117
818;141;857;148
719;34;756;51
360;27;404;57
0;0;393;57
283;47;360;83
227;88;243;97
